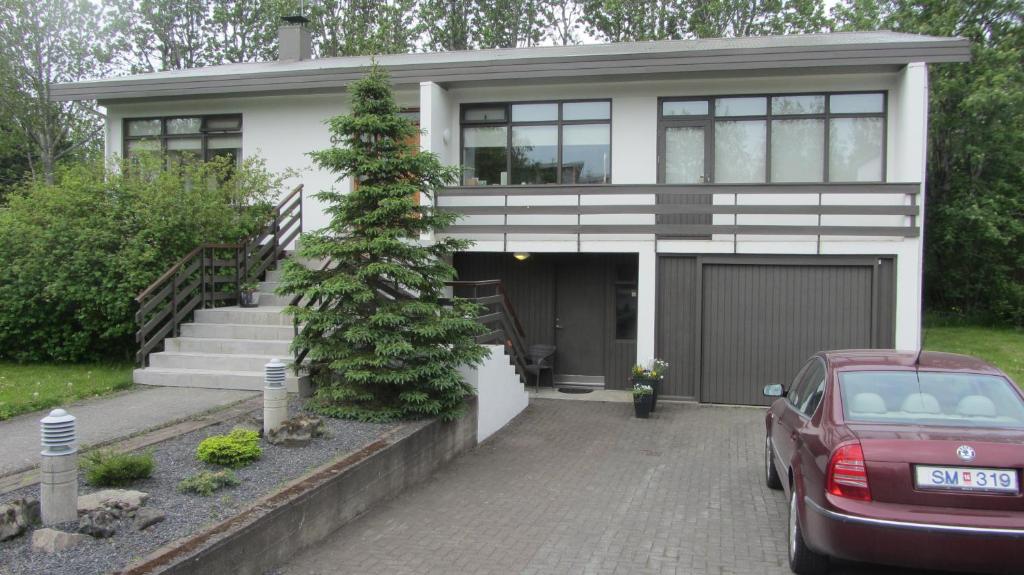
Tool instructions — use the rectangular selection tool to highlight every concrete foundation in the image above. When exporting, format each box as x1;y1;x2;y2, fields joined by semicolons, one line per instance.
263;386;288;436
40;453;78;525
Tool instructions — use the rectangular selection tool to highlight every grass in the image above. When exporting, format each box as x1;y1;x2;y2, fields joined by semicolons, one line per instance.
924;325;1024;385
0;362;133;421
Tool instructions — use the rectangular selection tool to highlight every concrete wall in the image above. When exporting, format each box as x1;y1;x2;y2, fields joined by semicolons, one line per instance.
459;345;529;442
146;400;478;575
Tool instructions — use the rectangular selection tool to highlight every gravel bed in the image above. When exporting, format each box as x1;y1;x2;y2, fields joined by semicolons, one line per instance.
0;404;400;575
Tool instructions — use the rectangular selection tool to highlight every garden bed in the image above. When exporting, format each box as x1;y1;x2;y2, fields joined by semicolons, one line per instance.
0;404;397;575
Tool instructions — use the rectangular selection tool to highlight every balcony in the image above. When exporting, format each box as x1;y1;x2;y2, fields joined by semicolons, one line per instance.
436;183;919;242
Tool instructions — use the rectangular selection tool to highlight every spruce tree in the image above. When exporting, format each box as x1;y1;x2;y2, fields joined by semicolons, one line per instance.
280;65;487;422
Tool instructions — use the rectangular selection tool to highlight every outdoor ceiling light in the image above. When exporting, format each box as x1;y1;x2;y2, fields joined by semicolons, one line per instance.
513;252;530;261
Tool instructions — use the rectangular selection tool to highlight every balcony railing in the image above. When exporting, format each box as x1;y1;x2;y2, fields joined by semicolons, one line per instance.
436;183;920;239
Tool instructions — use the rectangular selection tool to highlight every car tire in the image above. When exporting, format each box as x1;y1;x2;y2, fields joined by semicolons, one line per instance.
765;434;783;490
788;487;829;575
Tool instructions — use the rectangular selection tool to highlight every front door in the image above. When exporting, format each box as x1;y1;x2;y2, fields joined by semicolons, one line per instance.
554;257;606;382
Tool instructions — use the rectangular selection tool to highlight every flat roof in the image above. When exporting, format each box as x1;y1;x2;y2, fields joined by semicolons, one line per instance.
51;31;971;103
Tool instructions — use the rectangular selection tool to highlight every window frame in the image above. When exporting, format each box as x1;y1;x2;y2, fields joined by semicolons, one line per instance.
123;114;244;164
657;91;887;184
459;99;613;186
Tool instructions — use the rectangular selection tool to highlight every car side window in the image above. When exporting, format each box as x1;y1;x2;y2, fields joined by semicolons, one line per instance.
798;371;827;417
786;361;814;409
789;359;824;414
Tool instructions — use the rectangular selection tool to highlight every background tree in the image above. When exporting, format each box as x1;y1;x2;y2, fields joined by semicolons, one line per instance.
280;66;487;422
420;0;475;51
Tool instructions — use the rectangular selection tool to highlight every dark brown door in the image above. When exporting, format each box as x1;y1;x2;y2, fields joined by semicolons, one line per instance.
555;257;605;377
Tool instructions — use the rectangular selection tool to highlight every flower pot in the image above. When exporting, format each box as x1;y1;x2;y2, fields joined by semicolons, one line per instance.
239;291;260;308
635;376;662;412
633;394;653;419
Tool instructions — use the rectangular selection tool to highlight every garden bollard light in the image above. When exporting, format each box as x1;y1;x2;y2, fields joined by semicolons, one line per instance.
264;358;288;436
40;408;78;525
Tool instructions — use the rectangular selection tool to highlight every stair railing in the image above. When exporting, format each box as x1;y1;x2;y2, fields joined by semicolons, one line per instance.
134;184;304;366
446;280;530;384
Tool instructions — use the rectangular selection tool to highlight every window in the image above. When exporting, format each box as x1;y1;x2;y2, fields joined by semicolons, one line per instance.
124;115;243;166
788;359;825;413
460;100;611;186
614;264;638;340
659;92;885;184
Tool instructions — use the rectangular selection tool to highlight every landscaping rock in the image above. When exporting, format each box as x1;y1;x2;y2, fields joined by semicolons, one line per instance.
77;509;117;538
0;498;40;541
266;414;325;447
133;508;166;531
31;528;89;553
77;489;148;515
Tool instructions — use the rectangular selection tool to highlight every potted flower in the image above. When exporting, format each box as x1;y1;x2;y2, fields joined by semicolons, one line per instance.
239;281;260;308
632;383;654;419
631;359;669;412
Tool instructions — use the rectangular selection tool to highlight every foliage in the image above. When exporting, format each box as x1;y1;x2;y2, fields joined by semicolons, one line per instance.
83;449;155;487
280;66;487;423
925;324;1024;386
632;358;670;380
832;0;1024;325
0;155;282;362
632;383;654;397
196;427;262;468
176;469;241;496
0;362;132;421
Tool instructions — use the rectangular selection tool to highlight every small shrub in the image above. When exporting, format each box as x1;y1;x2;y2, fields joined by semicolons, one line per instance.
177;470;240;496
83;449;155;487
196;427;262;468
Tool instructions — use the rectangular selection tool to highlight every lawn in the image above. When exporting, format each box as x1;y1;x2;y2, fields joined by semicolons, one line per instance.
0;362;133;421
924;325;1024;385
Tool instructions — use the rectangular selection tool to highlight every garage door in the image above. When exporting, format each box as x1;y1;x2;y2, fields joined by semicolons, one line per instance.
656;256;894;405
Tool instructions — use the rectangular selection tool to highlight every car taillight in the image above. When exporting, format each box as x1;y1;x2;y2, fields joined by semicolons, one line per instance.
827;442;871;501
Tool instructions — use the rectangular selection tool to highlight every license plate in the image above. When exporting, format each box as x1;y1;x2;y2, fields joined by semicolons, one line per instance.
915;465;1019;494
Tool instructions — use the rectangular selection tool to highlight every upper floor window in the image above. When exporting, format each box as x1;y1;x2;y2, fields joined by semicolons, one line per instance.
658;92;885;184
124;115;242;166
461;100;611;186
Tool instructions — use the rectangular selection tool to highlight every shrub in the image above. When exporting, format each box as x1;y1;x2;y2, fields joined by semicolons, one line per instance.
177;470;240;496
82;449;155;487
196;427;262;468
0;155;287;362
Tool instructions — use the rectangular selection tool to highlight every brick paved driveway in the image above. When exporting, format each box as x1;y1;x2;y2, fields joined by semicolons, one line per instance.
279;399;948;575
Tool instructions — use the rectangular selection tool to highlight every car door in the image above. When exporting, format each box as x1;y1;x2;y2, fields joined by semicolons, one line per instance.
772;358;825;476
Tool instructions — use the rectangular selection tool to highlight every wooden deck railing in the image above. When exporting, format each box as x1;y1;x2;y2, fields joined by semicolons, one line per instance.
447;280;530;384
134;184;303;366
437;182;920;238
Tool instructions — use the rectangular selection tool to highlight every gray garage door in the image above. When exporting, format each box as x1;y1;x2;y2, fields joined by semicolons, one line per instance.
656;256;895;405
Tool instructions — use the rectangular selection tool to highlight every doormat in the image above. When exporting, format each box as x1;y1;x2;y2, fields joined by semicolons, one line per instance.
557;387;594;394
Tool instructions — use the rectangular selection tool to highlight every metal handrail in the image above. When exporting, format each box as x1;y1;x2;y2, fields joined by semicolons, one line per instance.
134;184;304;366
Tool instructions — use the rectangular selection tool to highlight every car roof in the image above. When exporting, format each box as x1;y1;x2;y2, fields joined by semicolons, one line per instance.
820;349;1005;376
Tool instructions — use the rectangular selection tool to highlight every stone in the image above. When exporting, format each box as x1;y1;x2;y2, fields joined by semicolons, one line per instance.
78;509;118;538
77;489;148;515
0;498;40;541
133;508;166;531
31;528;89;553
266;414;325;447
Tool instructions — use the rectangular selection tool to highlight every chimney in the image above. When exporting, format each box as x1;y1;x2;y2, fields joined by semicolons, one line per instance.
279;16;312;62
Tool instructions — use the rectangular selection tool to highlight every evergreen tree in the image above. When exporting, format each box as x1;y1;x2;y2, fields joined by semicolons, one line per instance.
280;65;488;422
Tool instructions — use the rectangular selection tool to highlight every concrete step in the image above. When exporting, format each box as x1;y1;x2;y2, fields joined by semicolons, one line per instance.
258;292;293;306
194;306;291;326
134;367;298;393
149;351;294;372
165;337;293;356
260;281;281;293
180;322;295;340
265;268;285;282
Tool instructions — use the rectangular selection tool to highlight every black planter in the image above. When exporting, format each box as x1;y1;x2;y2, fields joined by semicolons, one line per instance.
239;291;259;308
635;377;662;412
633;394;653;419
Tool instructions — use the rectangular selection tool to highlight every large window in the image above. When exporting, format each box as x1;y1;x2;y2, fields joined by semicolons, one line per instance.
123;115;243;166
461;100;611;186
659;92;885;184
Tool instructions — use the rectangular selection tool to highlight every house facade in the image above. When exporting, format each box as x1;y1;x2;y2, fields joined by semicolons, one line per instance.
53;24;970;406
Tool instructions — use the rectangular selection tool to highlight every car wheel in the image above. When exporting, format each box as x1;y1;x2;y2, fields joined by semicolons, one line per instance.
788;487;828;575
765;434;783;490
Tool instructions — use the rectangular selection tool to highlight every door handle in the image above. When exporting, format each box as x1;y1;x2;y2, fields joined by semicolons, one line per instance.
555;318;563;329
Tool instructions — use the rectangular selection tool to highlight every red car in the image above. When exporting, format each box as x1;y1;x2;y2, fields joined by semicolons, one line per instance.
763;350;1024;574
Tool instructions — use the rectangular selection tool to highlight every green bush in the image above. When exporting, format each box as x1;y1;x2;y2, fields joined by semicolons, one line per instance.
82;449;155;487
177;469;240;496
196;427;262;468
0;154;286;362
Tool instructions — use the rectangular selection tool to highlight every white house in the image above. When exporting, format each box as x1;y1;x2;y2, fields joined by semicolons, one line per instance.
53;21;970;407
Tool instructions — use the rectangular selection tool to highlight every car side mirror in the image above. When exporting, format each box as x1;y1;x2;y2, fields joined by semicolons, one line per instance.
763;384;785;397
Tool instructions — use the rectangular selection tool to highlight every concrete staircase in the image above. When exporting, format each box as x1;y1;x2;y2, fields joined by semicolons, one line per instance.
133;266;301;392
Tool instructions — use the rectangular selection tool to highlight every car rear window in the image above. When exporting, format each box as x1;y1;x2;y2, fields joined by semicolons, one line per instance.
839;371;1024;428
